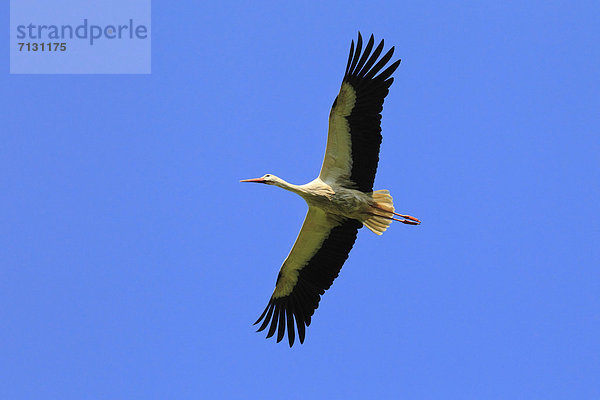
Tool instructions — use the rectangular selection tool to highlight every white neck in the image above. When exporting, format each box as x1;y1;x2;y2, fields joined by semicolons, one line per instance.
273;177;306;197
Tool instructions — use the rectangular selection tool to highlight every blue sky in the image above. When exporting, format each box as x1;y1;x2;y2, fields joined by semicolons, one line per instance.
2;1;599;399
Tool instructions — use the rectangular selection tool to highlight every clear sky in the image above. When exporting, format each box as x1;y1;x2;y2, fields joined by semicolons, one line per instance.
2;1;599;399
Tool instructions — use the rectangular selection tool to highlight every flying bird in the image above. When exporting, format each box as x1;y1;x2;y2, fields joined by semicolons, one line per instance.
241;33;420;347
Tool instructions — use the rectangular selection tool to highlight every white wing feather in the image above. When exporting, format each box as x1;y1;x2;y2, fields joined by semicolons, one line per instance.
319;82;357;184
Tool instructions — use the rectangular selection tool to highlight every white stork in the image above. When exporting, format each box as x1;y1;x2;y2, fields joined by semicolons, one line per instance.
241;33;420;347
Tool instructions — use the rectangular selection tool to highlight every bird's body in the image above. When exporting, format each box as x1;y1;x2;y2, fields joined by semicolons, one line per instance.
268;177;366;219
242;33;420;347
266;176;401;228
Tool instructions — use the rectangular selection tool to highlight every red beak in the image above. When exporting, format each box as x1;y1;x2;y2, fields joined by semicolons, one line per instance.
240;178;266;183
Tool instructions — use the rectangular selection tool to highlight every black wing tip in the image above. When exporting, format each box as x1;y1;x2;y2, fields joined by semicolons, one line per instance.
355;31;373;40
253;290;319;347
254;296;305;347
345;33;401;82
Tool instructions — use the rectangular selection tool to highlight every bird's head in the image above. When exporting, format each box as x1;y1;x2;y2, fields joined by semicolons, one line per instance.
240;174;279;185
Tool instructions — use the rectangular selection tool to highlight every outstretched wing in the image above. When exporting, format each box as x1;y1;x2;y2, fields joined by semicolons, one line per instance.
320;32;400;192
254;207;361;347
